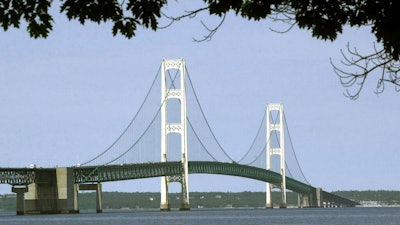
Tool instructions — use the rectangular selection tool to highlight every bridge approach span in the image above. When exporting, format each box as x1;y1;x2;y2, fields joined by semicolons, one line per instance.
0;168;36;185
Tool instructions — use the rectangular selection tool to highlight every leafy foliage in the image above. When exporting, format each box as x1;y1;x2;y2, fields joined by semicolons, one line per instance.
59;0;166;38
0;0;53;38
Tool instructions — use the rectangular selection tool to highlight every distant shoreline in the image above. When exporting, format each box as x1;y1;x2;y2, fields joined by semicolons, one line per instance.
1;190;399;211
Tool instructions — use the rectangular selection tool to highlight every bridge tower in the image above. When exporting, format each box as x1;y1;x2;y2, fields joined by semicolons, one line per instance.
160;59;190;211
266;103;287;208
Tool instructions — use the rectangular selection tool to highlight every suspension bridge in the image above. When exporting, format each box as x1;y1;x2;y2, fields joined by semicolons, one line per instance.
0;59;357;215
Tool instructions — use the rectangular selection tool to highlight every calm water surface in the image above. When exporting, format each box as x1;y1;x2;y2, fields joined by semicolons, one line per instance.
0;207;399;225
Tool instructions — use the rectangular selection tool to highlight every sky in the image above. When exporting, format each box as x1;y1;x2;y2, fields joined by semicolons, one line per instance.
0;3;399;194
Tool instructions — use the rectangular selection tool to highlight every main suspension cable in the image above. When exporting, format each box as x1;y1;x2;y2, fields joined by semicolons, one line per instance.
283;112;310;184
103;63;183;165
187;119;219;161
237;111;266;163
80;66;161;166
185;66;235;162
241;112;279;166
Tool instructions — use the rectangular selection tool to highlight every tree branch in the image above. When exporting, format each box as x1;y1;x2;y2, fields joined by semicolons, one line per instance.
268;5;297;34
331;43;400;99
158;7;210;29
193;13;226;42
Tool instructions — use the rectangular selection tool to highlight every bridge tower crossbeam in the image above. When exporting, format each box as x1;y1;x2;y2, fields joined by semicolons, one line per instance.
160;59;190;211
266;103;287;208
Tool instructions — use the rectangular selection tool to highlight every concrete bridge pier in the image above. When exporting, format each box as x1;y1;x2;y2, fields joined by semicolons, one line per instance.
160;175;190;211
179;177;190;211
79;183;103;213
74;184;79;212
160;176;170;211
315;188;323;208
12;186;28;215
298;188;323;208
298;193;310;208
25;168;78;214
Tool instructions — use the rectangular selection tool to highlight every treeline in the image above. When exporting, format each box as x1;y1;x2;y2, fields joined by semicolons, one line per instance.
0;192;298;211
333;190;400;205
79;191;297;210
1;190;399;211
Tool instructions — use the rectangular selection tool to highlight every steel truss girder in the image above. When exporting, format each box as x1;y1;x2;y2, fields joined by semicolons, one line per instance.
73;161;312;193
0;169;36;185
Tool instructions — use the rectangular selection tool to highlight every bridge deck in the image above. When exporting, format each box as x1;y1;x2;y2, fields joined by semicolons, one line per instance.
1;161;357;206
73;161;314;194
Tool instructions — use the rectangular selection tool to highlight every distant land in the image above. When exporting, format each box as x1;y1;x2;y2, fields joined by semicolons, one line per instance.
1;191;399;211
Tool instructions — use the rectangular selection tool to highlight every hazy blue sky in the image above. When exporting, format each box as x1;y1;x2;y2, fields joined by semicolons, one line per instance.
1;3;399;194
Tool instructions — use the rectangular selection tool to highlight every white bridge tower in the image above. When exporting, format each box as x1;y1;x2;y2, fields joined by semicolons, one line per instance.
160;59;190;211
266;103;287;208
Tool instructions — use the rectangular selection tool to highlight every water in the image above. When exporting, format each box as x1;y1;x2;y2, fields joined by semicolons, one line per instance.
1;207;399;225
